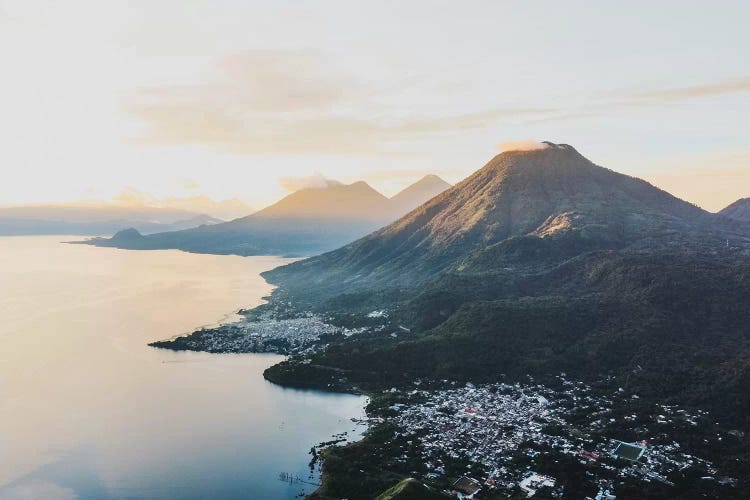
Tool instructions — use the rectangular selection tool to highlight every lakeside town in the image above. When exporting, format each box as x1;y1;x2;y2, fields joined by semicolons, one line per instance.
149;308;370;354
151;309;745;498
365;377;739;498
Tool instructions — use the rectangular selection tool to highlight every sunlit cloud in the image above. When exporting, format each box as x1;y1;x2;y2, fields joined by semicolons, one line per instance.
631;77;750;102
103;187;252;218
522;77;750;124
278;172;339;191
391;108;551;135
525;111;605;124
178;179;201;190
125;50;552;155
133;50;359;113
498;140;550;152
113;186;156;205
129;55;746;155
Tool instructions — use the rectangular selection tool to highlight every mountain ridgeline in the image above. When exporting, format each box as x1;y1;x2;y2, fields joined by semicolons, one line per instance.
263;143;750;429
265;143;745;296
0;206;224;236
80;175;451;256
721;197;750;223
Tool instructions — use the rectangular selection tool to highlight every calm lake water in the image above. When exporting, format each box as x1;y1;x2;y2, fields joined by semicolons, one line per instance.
0;236;366;499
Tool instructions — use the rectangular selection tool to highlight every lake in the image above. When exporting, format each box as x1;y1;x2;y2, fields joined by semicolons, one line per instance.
0;236;366;499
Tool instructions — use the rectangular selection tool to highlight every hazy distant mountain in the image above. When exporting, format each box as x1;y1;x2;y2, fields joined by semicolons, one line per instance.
388;174;451;217
80;176;448;256
720;197;750;222
0;205;223;236
151;195;252;221
253;180;390;220
264;143;750;429
161;214;224;231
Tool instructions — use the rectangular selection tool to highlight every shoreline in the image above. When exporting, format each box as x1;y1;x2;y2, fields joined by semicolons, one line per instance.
147;293;374;498
145;284;750;498
1;238;361;499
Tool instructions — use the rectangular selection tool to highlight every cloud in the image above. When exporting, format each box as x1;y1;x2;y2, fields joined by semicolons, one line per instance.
631;77;750;103
126;50;552;155
392;108;551;135
127;48;749;152
525;111;605;124
112;187;156;205
178;179;201;190
521;76;750;124
106;187;251;218
126;49;383;154
133;50;356;114
220;51;356;112
498;140;550;152
278;172;340;191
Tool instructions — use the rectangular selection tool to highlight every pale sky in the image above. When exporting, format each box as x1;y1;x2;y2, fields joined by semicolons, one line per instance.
1;0;748;211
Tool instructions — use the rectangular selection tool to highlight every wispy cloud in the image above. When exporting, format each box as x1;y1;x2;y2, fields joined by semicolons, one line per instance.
133;50;359;113
126;50;378;154
525;111;606;124
391;108;551;135
521;76;750;124
127;50;750;149
630;77;750;103
112;186;156;205
126;50;551;155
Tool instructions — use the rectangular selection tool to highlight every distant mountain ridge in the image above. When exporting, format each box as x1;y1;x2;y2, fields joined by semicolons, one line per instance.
80;175;451;256
720;197;750;222
253;180;390;220
0;205;223;236
388;174;452;218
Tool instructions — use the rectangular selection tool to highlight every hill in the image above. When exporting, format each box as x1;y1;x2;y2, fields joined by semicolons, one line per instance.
254;180;389;220
388;175;451;217
80;176;449;257
720;197;750;222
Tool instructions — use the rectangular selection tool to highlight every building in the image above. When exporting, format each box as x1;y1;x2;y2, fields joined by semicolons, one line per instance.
452;476;481;499
610;440;646;461
519;472;556;497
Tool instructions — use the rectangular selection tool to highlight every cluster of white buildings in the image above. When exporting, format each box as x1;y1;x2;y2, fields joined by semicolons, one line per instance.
385;382;570;494
377;377;728;497
171;313;364;354
390;383;564;471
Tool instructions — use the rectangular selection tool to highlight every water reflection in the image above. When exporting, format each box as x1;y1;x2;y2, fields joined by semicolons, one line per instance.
0;237;366;499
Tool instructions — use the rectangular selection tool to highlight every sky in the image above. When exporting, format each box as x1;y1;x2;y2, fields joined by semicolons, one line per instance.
0;0;748;211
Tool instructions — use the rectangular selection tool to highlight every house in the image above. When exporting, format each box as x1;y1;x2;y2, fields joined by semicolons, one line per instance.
452;476;481;498
519;473;556;497
609;440;646;461
593;488;616;500
579;450;599;461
